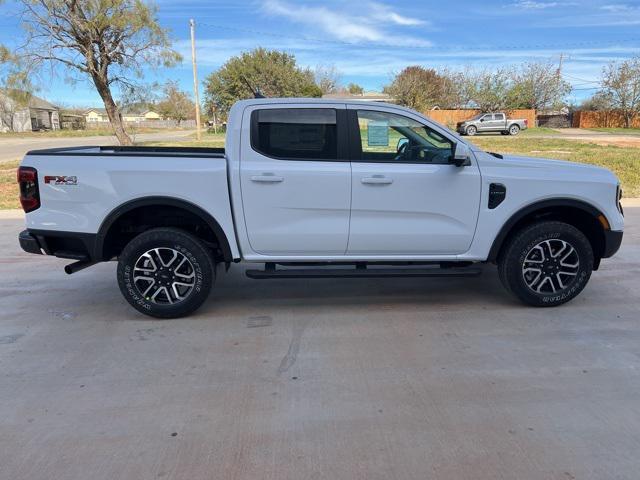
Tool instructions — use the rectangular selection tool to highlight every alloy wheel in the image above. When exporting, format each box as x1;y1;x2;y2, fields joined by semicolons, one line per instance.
133;248;196;304
522;239;580;294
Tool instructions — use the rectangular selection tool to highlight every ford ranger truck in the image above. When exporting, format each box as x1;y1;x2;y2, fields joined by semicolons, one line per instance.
17;99;624;318
457;112;528;136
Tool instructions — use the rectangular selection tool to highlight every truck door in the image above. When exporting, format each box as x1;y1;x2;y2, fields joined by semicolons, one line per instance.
239;105;351;256
346;106;481;255
478;113;495;131
494;113;506;130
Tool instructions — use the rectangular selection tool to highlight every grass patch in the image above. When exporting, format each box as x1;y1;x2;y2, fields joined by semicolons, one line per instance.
471;136;640;196
586;128;640;134
0;159;20;210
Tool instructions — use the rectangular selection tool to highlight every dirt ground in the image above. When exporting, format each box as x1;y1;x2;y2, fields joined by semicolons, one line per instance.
1;203;639;480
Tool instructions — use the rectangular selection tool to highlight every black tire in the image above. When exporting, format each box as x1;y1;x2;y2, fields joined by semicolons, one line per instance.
117;228;214;318
508;124;520;135
466;125;477;136
498;221;593;307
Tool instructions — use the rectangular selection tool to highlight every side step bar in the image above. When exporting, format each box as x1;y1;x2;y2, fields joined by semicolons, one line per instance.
246;264;482;279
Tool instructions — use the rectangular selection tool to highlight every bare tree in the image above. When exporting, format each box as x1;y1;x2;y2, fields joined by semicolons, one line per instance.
18;0;181;145
601;57;640;128
508;61;571;111
315;64;341;95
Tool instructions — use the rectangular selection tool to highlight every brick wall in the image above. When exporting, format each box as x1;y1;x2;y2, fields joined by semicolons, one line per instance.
424;109;537;129
572;110;640;128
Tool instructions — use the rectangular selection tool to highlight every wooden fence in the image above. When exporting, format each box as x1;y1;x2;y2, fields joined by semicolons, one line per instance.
572;110;640;129
423;109;537;129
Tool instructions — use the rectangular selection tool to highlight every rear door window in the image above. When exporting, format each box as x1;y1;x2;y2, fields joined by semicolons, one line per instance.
251;108;337;160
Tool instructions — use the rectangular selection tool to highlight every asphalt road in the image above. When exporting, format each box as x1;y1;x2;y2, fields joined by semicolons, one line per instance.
1;206;639;480
0;130;196;162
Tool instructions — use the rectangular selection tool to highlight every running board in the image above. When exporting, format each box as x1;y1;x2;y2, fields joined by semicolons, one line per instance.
245;265;482;279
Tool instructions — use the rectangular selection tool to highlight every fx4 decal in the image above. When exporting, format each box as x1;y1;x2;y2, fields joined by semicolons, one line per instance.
44;175;78;186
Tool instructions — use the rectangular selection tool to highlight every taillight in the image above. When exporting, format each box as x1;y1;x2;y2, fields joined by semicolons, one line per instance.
524;119;529;127
17;166;40;213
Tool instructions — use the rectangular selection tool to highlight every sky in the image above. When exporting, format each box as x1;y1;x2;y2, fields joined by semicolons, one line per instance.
1;0;639;107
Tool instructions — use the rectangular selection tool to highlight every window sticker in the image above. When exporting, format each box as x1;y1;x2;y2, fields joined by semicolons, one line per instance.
367;120;389;146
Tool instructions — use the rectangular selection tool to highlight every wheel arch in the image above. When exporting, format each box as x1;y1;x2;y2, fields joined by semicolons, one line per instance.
95;196;234;264
488;198;609;266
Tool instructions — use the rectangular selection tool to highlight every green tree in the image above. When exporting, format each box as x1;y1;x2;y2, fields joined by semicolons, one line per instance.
468;69;513;112
19;0;181;145
347;83;364;95
601;57;640;128
203;48;322;117
384;66;450;111
157;80;195;121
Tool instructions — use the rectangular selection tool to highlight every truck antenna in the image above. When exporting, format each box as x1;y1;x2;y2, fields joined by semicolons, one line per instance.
240;75;265;99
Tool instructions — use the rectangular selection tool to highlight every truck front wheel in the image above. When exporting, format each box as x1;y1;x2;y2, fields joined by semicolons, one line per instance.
498;221;593;307
465;125;477;136
117;228;214;318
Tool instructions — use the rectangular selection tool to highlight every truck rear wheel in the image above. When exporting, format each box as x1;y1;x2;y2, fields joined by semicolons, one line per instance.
117;228;214;318
497;221;593;307
508;124;520;135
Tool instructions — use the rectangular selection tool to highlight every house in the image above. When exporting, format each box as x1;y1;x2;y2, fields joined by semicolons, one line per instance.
84;107;163;124
84;107;109;123
0;91;60;132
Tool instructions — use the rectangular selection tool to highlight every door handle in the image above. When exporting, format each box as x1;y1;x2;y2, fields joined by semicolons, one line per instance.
251;174;284;183
361;175;393;185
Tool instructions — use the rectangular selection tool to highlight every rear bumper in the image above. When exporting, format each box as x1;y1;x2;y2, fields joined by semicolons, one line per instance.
18;229;96;261
602;230;623;258
19;230;42;255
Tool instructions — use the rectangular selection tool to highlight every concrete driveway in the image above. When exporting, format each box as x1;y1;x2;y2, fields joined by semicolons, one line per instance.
0;130;196;162
1;206;639;480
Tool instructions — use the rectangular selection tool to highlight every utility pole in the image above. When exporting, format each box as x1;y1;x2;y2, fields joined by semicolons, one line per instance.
190;19;202;141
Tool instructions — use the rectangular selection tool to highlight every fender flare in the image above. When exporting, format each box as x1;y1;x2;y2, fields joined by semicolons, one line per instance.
487;198;606;262
95;196;234;263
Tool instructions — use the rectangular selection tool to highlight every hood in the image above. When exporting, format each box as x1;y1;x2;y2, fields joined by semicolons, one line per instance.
479;152;618;184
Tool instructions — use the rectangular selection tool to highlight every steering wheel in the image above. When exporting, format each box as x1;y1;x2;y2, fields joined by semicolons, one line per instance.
394;141;408;162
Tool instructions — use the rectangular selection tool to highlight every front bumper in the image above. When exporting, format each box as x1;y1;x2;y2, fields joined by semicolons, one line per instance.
19;230;42;255
602;230;623;258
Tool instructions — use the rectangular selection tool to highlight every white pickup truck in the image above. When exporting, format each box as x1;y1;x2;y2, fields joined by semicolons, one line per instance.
18;98;624;318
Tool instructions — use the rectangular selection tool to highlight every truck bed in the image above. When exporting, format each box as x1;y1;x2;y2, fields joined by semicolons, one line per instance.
25;145;226;158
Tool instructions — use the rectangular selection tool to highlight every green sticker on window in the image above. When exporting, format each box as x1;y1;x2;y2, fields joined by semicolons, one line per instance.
367;120;389;146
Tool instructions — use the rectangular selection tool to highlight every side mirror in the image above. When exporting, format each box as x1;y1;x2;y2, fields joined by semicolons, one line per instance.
396;137;408;151
450;143;471;167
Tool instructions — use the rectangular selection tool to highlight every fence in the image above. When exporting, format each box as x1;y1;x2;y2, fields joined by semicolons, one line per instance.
423;109;537;129
86;119;196;130
572;110;640;129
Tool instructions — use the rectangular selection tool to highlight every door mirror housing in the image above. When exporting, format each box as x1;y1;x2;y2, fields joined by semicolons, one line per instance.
451;143;471;167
